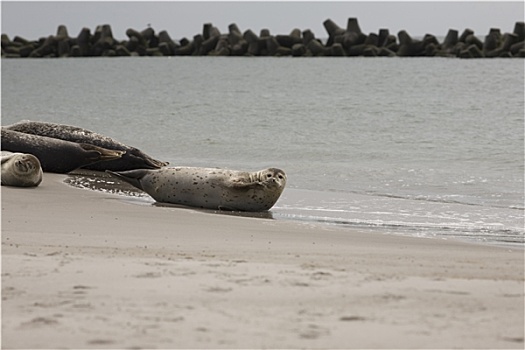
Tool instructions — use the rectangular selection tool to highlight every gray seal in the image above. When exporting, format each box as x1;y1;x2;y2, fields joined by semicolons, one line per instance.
108;167;287;211
4;120;168;171
1;128;124;174
1;151;43;187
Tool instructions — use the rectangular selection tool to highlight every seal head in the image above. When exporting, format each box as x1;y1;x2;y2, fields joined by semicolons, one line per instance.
1;151;43;187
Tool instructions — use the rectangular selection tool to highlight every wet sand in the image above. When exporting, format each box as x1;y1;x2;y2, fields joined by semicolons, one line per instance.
1;173;524;349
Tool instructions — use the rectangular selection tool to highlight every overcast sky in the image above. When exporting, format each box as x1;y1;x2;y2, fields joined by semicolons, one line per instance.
1;1;524;41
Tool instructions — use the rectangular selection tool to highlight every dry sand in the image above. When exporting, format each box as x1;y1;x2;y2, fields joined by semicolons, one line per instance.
1;173;524;349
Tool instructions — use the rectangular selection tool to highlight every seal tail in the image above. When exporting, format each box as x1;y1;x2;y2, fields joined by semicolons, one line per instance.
106;169;149;191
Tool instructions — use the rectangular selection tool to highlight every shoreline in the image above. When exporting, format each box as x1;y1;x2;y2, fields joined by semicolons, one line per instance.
65;169;525;247
2;173;524;348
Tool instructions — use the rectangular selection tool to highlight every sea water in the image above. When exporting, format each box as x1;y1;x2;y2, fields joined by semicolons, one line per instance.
1;57;523;245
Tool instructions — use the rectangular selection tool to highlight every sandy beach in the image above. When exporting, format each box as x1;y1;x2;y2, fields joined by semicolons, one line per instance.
1;172;524;349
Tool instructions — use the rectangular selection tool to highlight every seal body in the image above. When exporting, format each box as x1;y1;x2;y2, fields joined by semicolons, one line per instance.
1;151;43;187
1;129;124;174
108;167;287;211
5;120;168;171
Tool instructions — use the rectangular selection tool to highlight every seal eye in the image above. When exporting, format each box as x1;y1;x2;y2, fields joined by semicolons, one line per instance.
278;175;283;179
267;174;272;178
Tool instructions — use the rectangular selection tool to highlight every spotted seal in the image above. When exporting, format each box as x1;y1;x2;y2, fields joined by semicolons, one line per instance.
4;120;168;171
1;129;124;174
1;151;43;187
108;167;287;211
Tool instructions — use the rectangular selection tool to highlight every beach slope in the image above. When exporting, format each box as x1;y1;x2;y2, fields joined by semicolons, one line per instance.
1;173;524;349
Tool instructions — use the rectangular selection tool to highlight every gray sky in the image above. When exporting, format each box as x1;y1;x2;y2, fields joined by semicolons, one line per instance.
1;1;524;41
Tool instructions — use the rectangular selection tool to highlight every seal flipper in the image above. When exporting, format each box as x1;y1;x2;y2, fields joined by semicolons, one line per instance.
228;180;265;190
106;169;149;191
79;144;125;162
128;147;169;169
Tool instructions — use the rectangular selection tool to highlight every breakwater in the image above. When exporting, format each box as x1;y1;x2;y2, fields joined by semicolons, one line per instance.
2;18;524;58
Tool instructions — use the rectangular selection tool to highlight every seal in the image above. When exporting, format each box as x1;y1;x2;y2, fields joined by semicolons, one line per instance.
107;167;287;211
5;120;168;171
1;129;124;174
1;151;43;187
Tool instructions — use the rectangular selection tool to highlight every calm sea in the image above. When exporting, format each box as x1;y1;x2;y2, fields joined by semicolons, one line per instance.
1;57;524;245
